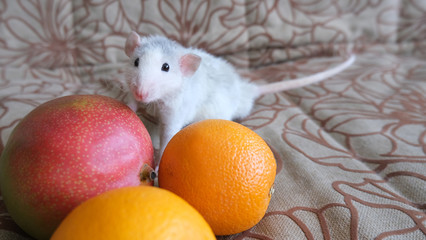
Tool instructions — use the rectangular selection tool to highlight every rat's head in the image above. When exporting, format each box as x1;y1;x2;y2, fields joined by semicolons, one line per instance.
125;31;201;103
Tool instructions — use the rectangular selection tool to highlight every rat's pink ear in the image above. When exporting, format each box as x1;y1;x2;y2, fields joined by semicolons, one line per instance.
179;54;201;77
125;31;141;57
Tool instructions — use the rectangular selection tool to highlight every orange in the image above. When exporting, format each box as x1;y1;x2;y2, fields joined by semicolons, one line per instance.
158;119;276;235
51;186;215;240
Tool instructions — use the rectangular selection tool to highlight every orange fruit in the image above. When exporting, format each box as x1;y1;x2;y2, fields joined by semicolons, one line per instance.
51;186;215;240
158;119;276;235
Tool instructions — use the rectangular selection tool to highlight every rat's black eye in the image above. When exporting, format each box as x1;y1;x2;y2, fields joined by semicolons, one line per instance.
134;58;139;67
161;63;169;72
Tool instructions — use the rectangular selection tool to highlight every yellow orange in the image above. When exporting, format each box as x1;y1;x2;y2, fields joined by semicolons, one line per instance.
158;119;276;235
51;186;215;240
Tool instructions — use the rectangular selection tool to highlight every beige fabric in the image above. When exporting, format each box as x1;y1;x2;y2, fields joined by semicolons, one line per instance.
0;1;425;239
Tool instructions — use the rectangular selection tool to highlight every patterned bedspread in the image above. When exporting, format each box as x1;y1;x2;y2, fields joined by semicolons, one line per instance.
0;1;425;239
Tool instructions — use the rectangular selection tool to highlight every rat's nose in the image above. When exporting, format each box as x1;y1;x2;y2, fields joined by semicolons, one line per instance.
133;91;147;101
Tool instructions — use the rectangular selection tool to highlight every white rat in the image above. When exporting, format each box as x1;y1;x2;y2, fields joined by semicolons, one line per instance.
124;31;355;169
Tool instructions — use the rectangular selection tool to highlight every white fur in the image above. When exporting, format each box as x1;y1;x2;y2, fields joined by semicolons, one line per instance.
125;32;355;169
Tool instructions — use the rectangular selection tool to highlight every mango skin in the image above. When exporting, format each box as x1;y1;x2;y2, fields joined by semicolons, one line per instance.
0;95;154;240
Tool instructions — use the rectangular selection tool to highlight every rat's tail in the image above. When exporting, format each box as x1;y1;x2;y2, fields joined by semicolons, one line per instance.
257;54;356;96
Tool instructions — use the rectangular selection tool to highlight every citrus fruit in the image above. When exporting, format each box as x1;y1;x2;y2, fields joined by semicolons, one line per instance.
158;119;276;235
51;186;215;240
